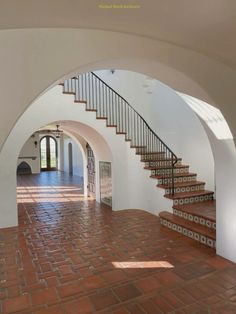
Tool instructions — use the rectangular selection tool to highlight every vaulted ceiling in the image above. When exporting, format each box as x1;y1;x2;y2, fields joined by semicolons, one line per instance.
0;0;235;69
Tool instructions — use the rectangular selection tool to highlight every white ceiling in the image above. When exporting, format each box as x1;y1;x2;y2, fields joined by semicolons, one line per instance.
0;0;235;68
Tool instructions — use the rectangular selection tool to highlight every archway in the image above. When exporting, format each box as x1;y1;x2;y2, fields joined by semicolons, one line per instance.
0;66;236;262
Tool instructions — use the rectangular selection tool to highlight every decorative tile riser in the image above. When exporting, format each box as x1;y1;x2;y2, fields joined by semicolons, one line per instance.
145;160;182;167
173;194;214;206
151;168;189;176
158;175;197;185
165;184;205;195
160;218;215;248
173;209;216;229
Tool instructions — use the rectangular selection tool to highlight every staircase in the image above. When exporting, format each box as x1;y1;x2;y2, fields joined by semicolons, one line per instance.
60;72;216;248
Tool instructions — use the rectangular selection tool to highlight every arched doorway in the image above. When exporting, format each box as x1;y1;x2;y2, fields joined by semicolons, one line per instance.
40;136;57;171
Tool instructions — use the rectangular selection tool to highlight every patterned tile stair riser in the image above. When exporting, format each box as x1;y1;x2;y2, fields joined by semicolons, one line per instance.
165;184;205;195
173;209;216;230
160;217;216;248
172;193;214;206
144;159;182;167
150;167;189;176
156;174;197;185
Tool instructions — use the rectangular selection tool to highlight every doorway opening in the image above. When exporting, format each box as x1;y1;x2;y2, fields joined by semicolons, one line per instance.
86;143;95;198
40;136;57;171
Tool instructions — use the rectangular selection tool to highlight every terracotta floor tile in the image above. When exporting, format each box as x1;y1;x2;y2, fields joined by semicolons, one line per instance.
101;269;127;284
171;288;196;306
161;290;185;309
139;299;162;313
57;281;84;298
62;296;94;314
134;275;162;293
0;172;233;314
82;275;107;291
90;289;120;310
3;295;30;314
34;305;64;314
125;303;146;313
31;287;59;306
206;256;234;269
152;294;174;313
113;283;142;301
112;307;130;314
155;270;183;286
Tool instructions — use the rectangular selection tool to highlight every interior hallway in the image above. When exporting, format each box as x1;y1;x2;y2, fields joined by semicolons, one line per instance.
0;172;236;313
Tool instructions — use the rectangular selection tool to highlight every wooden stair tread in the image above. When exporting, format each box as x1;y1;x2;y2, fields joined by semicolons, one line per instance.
144;164;189;170
158;181;205;189
86;108;97;112
150;172;197;179
159;211;216;239
63;91;75;95
173;200;216;222
136;151;166;155
141;158;182;162
96;116;107;120
165;190;214;200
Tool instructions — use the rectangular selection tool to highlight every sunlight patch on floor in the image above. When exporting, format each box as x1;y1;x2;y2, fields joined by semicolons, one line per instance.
112;261;174;269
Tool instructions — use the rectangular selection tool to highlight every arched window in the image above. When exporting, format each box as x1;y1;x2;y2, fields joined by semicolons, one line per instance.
40;136;57;171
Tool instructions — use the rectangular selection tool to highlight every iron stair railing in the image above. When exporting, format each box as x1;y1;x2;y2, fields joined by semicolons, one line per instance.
62;72;178;195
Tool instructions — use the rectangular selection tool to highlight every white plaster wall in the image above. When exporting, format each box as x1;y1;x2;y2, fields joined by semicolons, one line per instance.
96;70;215;191
197;118;236;263
63;135;84;178
17;133;40;173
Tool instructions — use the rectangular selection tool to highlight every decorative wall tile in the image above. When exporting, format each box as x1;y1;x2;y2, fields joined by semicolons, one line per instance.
177;226;182;233
200;218;205;225
188;214;193;221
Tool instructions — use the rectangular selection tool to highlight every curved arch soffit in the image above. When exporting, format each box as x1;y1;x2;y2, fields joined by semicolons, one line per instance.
178;93;233;141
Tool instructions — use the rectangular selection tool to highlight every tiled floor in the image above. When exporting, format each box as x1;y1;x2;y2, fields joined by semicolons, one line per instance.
0;172;236;313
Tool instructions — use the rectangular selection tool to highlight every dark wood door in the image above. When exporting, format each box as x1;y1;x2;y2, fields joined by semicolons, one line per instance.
86;143;95;197
40;136;57;171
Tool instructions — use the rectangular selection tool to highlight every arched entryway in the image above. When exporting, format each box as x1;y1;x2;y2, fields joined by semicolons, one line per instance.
40;136;57;171
0;64;236;262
